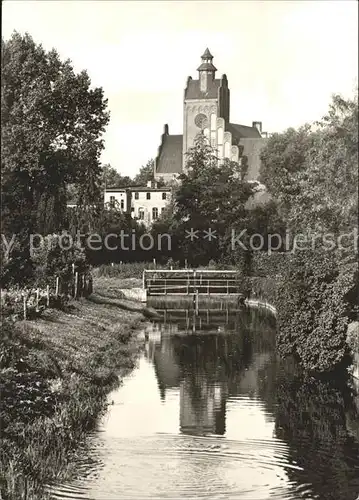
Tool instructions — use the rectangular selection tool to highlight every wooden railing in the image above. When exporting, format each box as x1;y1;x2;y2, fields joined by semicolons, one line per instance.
143;269;242;297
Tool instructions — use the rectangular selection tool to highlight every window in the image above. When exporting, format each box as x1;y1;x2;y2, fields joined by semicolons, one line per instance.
120;199;124;210
138;208;144;220
134;192;139;200
152;207;158;220
162;192;167;200
146;192;151;200
161;207;165;214
109;195;115;208
131;206;135;212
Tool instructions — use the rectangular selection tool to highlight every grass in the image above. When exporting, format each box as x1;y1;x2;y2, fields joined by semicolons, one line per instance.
0;279;146;500
93;261;155;279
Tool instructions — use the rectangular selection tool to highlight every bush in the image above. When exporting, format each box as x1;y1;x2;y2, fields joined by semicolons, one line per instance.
276;249;358;372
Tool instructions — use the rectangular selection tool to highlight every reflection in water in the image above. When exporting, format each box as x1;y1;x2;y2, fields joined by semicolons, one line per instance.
49;304;359;500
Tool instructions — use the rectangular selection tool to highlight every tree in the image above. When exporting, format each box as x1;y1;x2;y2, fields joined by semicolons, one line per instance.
1;32;109;283
152;135;255;266
133;159;154;186
260;91;358;373
101;164;133;189
260;92;358;234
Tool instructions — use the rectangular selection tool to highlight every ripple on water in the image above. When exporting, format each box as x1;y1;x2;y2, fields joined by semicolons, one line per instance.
48;433;315;500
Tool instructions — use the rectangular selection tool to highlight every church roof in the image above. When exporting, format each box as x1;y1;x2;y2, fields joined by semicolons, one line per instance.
185;78;221;99
227;122;262;140
156;134;183;174
197;61;217;72
201;48;213;59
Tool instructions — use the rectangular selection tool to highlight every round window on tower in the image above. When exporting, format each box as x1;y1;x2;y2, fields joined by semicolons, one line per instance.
194;113;208;130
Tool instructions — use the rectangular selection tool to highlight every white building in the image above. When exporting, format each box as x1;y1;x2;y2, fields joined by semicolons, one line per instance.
104;181;172;227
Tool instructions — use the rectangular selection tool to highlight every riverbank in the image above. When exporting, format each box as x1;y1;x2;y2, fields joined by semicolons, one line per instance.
0;279;148;500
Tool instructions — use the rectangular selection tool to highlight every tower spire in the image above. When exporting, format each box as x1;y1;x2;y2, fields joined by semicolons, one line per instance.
197;48;217;92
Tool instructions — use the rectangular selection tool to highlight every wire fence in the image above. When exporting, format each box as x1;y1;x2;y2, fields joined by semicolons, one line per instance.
1;271;93;321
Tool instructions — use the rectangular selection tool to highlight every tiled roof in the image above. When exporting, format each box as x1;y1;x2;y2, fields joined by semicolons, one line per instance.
185;78;221;100
227;123;262;140
202;48;213;58
156;134;183;174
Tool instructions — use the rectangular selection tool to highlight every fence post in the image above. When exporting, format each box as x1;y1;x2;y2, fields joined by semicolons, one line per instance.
153;258;156;269
195;289;199;316
74;272;78;299
55;277;59;297
227;280;229;295
72;263;75;275
23;293;27;320
46;285;50;307
36;288;40;312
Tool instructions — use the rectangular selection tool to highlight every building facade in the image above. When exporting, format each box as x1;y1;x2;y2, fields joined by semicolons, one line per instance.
154;49;268;183
104;181;171;227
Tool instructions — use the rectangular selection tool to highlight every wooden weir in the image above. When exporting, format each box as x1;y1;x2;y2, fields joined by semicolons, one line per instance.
143;269;243;298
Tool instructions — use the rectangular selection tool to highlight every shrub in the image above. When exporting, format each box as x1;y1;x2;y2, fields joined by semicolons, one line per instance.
276;249;358;372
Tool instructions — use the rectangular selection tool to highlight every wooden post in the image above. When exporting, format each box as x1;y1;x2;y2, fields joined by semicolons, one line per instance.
72;262;75;275
153;258;156;269
55;276;59;297
227;280;229;295
195;289;199;316
46;285;50;307
23;293;27;320
142;271;145;290
185;259;187;269
36;288;39;312
74;272;78;299
165;278;167;295
207;279;210;296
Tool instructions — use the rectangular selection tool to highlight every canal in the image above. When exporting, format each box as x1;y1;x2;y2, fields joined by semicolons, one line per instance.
50;304;359;500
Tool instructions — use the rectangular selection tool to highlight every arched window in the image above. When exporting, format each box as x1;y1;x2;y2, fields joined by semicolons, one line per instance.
152;207;158;220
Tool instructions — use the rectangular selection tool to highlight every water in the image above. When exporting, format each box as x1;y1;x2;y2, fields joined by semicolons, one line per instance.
50;304;359;500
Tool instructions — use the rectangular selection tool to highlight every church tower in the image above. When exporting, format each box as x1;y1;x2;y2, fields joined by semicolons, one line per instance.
198;48;217;93
182;49;234;171
154;49;264;184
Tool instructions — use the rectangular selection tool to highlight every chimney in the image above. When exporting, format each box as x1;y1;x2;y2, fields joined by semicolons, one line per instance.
252;121;262;134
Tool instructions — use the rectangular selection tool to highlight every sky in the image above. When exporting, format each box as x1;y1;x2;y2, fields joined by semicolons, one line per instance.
3;0;358;177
